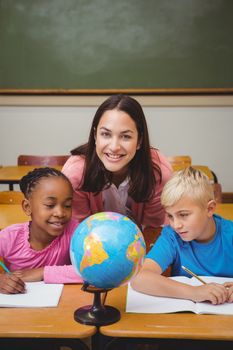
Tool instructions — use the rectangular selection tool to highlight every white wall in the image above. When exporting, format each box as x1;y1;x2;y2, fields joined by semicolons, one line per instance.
0;96;232;192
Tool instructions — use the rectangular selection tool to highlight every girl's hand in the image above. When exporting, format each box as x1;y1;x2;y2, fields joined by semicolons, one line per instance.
12;267;44;282
223;282;233;303
193;283;228;305
0;272;26;294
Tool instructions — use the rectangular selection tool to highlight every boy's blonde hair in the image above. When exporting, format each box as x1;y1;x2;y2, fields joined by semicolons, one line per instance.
161;166;214;208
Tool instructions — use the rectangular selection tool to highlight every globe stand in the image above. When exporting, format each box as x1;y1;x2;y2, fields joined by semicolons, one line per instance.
74;282;121;326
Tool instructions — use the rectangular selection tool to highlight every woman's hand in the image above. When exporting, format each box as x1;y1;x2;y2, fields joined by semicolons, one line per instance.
0;272;26;294
12;267;44;282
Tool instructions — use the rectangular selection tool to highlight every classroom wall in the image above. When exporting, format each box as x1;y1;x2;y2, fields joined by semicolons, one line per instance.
0;96;232;192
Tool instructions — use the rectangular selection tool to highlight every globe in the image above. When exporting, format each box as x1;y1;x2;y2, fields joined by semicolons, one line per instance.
70;211;146;289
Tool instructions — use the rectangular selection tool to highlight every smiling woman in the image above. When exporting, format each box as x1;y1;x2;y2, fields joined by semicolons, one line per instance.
62;94;173;235
95;109;140;186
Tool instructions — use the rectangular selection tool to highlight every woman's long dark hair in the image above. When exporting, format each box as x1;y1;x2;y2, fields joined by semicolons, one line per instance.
71;94;161;202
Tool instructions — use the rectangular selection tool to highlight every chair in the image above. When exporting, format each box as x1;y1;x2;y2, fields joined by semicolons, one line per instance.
167;155;192;167
143;226;171;277
17;155;69;166
169;158;215;183
191;166;222;202
213;183;222;203
0;191;24;204
143;226;162;254
210;170;222;203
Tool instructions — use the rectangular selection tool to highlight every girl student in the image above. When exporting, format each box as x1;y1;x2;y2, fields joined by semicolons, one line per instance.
0;167;82;294
62;94;172;235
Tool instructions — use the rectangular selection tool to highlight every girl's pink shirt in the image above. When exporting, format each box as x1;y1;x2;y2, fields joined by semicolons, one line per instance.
0;219;82;284
62;148;172;228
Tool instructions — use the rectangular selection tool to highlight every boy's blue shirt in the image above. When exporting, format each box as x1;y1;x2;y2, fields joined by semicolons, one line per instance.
146;215;233;277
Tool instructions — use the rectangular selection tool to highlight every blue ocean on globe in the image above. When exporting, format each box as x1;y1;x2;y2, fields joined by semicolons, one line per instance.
70;212;146;289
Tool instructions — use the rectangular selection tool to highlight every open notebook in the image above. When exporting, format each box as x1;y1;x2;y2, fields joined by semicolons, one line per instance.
0;282;63;308
126;276;233;315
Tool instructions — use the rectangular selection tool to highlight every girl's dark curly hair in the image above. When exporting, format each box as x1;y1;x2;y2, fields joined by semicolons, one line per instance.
20;167;71;198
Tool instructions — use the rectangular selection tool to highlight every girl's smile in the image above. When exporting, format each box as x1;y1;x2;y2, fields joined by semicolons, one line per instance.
23;176;73;249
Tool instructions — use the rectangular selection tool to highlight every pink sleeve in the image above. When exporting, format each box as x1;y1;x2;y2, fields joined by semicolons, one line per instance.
44;265;83;284
142;149;173;228
62;156;92;221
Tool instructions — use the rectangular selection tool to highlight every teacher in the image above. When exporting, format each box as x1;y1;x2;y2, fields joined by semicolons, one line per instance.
62;94;172;230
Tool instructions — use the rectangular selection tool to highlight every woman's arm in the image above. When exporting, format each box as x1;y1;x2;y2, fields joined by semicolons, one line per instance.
62;155;92;221
142;150;173;228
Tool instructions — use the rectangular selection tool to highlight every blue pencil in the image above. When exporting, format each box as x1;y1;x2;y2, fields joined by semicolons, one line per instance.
0;261;10;273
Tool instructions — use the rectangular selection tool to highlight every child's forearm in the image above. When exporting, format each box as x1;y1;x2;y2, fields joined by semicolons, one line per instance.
131;270;229;305
44;265;83;284
131;270;193;300
12;267;44;282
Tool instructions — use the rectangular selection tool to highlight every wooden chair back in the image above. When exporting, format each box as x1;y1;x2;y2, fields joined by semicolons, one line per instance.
0;191;24;204
143;227;162;254
167;155;192;167
17;155;69;166
213;183;222;203
143;226;171;276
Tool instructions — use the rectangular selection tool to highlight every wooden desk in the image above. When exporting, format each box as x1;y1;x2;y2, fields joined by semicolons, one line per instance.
100;286;233;348
216;203;233;221
0;284;96;348
0;203;230;234
0;165;62;190
0;204;28;230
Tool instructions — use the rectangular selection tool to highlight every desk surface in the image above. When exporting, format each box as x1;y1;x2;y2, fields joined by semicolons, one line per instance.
0;165;62;183
100;285;233;341
216;203;233;221
0;204;28;230
0;202;232;232
0;284;96;339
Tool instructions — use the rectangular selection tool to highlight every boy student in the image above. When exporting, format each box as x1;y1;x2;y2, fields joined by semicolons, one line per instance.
131;167;233;305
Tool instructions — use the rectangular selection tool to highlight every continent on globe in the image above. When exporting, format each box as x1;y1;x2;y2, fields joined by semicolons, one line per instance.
80;233;109;272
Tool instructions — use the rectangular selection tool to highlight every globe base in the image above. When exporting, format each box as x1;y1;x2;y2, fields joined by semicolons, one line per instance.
74;283;121;326
74;304;121;326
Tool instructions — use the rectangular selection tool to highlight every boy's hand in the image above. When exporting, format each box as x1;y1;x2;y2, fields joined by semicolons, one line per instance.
0;273;26;294
12;267;44;282
194;283;228;305
223;282;233;303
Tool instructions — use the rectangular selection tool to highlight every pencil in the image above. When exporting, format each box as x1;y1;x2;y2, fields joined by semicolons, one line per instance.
181;265;206;285
0;261;10;273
